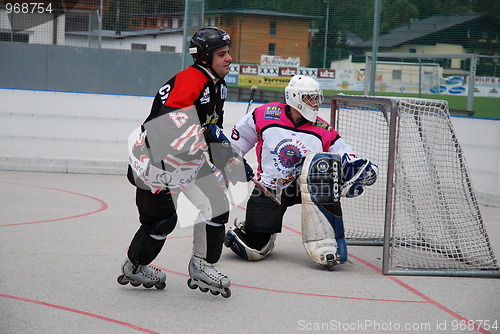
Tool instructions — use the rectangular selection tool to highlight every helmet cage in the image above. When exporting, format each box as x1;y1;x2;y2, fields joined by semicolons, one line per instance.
285;76;324;122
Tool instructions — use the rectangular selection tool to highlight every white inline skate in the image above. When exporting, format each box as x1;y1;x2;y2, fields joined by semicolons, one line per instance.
117;258;166;290
187;255;231;298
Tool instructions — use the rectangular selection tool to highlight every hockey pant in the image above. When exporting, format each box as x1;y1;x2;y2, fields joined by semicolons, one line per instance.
127;163;229;266
225;181;301;260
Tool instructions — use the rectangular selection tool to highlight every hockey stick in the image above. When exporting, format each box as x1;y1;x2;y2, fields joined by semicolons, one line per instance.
245;85;258;114
251;177;282;205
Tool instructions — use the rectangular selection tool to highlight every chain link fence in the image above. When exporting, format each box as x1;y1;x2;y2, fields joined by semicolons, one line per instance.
1;1;499;114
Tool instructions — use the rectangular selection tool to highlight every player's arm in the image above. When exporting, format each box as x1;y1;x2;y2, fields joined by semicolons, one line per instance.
203;123;254;182
228;112;259;157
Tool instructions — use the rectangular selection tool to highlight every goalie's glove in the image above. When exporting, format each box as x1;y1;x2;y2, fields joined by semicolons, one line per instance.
203;124;238;170
341;154;378;197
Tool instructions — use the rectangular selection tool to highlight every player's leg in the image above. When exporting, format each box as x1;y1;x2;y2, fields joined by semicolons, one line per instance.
183;166;231;296
118;187;177;289
299;152;347;270
225;181;299;260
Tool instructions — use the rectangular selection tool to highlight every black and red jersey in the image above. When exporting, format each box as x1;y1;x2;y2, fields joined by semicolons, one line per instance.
128;64;228;192
145;63;227;128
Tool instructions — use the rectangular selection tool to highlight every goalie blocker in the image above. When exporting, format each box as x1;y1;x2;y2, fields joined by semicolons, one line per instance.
299;152;347;269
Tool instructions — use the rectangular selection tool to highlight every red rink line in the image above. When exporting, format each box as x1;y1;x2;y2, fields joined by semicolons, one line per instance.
0;181;108;227
159;267;425;304
282;224;492;334
1;182;491;333
0;294;160;334
0;183;158;333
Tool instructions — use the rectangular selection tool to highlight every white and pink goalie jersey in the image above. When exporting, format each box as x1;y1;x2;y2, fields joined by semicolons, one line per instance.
229;102;354;190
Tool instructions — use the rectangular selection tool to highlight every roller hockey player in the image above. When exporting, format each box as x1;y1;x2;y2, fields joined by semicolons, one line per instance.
118;27;248;297
224;75;378;269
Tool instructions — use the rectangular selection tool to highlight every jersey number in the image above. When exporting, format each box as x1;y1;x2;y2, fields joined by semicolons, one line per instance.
169;112;188;128
231;127;240;141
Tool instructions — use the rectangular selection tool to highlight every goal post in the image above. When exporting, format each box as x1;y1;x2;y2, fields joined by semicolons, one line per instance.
331;94;499;277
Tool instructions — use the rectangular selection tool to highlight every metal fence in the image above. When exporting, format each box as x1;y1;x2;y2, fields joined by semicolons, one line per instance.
1;1;499;101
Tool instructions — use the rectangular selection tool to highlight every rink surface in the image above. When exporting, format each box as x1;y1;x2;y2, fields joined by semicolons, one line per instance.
0;170;499;334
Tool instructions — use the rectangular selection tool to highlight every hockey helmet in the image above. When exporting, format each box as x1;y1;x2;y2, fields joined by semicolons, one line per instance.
189;27;231;65
285;75;324;122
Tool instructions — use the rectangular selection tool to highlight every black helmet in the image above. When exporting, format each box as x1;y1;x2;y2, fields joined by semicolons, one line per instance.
189;27;231;65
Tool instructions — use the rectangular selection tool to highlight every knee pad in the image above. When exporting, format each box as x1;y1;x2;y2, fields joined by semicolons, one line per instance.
225;228;276;261
150;213;178;240
128;225;166;265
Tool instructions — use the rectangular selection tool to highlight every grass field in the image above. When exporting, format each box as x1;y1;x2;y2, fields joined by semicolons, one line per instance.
235;85;500;119
330;90;500;119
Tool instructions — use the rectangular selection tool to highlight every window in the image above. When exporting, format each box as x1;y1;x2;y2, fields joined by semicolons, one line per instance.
131;43;147;51
0;32;29;42
131;19;141;29
206;17;216;26
270;21;277;36
223;16;233;27
268;44;276;55
392;70;402;82
409;48;416;53
161;45;176;52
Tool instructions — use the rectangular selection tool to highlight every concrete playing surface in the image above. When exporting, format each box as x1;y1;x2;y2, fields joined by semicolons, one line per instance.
0;170;499;334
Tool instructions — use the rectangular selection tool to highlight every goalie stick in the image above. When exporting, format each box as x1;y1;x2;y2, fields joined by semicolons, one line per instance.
245;85;258;114
251;177;282;205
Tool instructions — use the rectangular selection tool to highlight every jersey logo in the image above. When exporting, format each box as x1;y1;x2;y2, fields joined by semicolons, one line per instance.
264;105;282;120
220;85;227;99
200;87;210;104
313;119;332;131
159;83;171;103
278;144;302;167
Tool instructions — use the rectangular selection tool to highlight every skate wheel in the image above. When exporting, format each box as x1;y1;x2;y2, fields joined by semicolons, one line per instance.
221;288;231;298
326;254;336;271
187;278;198;290
130;281;141;287
143;283;154;288
117;275;128;285
199;287;209;293
210;290;220;296
155;281;166;290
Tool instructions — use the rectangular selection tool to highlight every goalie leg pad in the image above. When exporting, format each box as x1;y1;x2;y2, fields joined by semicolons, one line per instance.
299;152;347;266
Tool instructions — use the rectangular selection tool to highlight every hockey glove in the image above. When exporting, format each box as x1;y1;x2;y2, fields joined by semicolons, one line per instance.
204;123;230;144
204;124;238;170
243;158;255;182
224;157;255;184
341;154;378;197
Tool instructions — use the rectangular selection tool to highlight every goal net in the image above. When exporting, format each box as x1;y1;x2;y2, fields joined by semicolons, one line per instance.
331;94;499;277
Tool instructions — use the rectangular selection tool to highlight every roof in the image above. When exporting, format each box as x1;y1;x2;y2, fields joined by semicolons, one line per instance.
66;28;183;39
130;9;321;20
205;9;322;20
354;13;485;48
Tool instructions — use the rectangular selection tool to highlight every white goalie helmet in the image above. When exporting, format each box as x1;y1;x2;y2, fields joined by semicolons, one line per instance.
285;75;324;122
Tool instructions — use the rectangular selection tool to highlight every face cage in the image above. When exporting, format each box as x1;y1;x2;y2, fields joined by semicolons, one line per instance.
300;92;324;110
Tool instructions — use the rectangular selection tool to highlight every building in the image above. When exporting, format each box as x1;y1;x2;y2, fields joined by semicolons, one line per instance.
352;13;500;75
130;9;322;66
